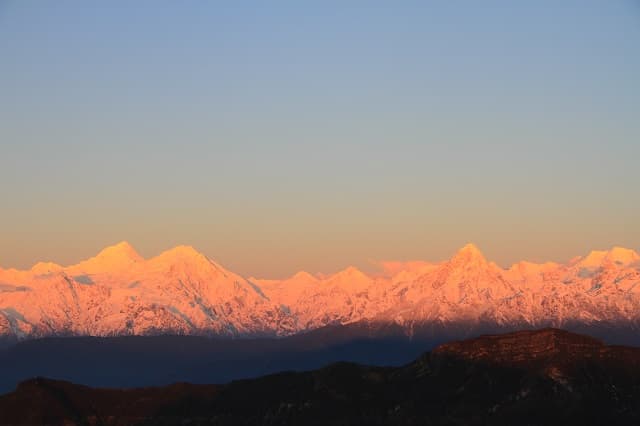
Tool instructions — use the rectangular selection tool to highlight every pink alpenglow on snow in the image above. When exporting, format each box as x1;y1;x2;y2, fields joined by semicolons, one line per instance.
0;242;640;340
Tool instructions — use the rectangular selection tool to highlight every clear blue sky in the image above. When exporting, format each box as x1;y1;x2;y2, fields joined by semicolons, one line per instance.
1;1;639;277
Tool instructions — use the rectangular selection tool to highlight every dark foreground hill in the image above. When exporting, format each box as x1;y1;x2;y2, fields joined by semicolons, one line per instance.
2;328;640;426
0;322;440;393
2;320;639;394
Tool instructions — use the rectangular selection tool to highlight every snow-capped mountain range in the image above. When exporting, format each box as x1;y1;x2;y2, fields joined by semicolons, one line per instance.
1;242;639;340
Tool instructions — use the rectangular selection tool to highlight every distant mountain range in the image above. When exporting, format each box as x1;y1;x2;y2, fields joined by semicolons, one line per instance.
1;242;639;340
3;328;640;425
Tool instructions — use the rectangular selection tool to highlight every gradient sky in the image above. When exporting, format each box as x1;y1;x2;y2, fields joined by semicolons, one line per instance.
1;1;639;278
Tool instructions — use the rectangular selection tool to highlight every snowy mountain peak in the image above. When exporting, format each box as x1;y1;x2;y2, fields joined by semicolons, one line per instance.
578;247;639;268
449;243;487;265
148;245;223;275
289;271;319;284
159;245;206;259
579;250;608;268
110;240;138;252
69;241;143;273
605;247;640;265
30;262;63;275
322;267;373;296
95;241;142;262
333;266;369;281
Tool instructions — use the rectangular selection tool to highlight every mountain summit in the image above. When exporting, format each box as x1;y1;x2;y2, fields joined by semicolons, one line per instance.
149;245;214;269
577;247;640;268
605;246;640;265
68;241;143;274
449;243;487;265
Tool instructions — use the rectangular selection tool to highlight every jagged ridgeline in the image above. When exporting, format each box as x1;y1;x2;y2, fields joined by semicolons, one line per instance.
0;242;639;339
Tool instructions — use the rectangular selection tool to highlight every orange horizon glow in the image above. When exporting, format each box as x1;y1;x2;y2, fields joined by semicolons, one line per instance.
1;3;639;279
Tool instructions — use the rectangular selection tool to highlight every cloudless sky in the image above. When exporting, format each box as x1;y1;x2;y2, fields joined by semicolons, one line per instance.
1;1;639;277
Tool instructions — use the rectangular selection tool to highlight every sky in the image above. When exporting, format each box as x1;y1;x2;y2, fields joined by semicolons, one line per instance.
1;1;639;278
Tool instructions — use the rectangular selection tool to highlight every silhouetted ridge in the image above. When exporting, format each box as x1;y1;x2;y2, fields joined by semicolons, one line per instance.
432;328;605;365
3;328;640;425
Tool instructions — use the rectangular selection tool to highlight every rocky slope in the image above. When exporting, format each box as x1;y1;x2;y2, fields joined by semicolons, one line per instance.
2;328;640;425
1;242;639;340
